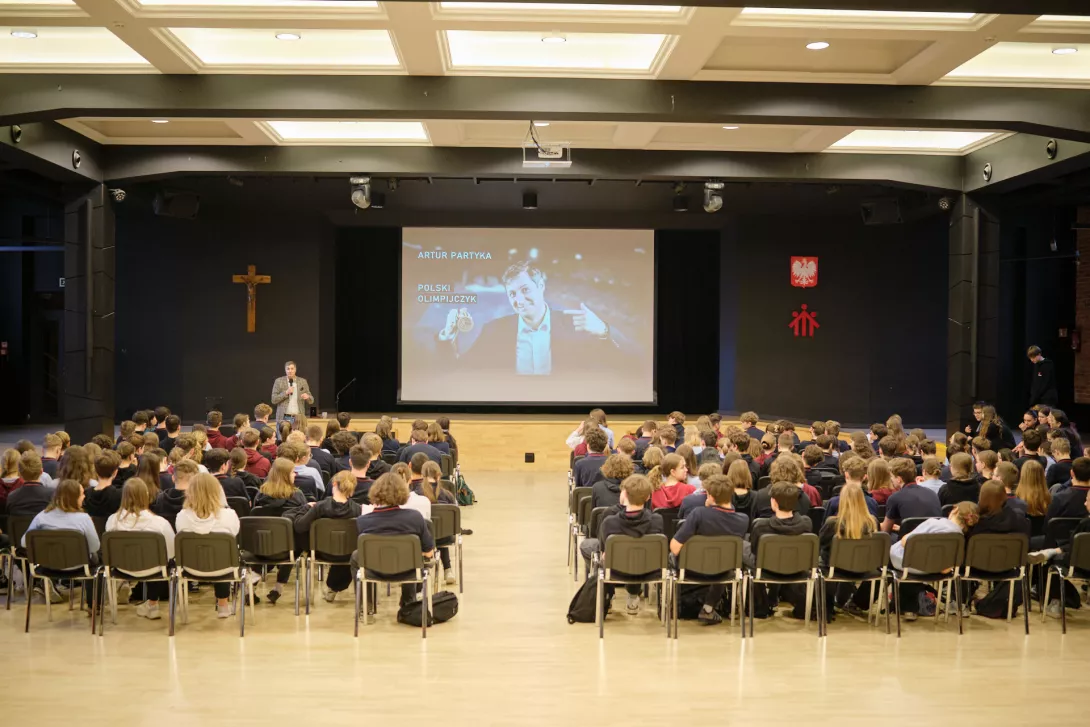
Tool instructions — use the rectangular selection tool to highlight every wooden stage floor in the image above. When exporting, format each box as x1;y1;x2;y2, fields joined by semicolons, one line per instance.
1;469;1083;725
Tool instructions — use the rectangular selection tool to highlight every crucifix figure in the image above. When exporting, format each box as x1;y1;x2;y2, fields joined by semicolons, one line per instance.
232;264;271;333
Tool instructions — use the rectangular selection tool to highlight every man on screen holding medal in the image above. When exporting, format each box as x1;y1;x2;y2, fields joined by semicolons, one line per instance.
435;261;625;376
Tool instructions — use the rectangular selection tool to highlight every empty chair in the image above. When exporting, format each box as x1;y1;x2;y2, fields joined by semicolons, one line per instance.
670;535;745;639
24;529;101;634
595;534;670;639
888;532;964;638
173;532;250;637
100;531;173;635
567;486;592;572
820;532;891;634
239;516;303;615
747;533;822;637
430;504;464;594
307;518;358;613
381;453;398;466
354;534;431;638
963;533;1030;634
1045;532;1090;633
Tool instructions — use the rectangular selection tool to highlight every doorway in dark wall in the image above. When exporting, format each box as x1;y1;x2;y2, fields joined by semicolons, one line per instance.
29;305;63;421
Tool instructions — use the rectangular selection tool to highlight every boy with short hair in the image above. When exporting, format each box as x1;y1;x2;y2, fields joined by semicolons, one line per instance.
281;441;325;498
658;426;678;453
745;481;812;568
398;429;444;464
868;423;888;452
1047;437;1073;487
154;458;196;521
938;452;980;507
801;445;830;494
85;450;123;517
667;411;686;442
1015;428;1048;472
117;420;136;446
160;415;181;452
153;406;170;437
815;435;839;469
204;447;248;500
6;451;52;516
115;441;138;483
882;457;942;532
825;420;850;453
437;416;459;466
598;474;664;615
335;412;361;442
205;410;230;449
348;446;375;504
740;412;763;441
253;403;273;428
132;411;150;435
826;455;878;517
753;456;813;518
291;470;363;597
306;423;335;475
361;433;392;479
616;438;636;460
877;435;899;459
240;428;271;478
41;433;62;479
670;474;749;625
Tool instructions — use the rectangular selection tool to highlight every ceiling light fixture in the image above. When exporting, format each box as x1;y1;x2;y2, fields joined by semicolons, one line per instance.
10;29;38;39
1052;47;1078;55
722;125;739;130
703;182;724;214
806;41;830;50
151;119;169;124
541;34;567;44
350;176;371;210
533;121;550;127
275;32;302;41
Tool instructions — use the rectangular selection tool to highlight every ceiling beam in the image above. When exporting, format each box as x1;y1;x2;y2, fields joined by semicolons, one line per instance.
72;0;198;74
891;14;1038;85
655;8;741;81
384;1;446;76
101;144;962;192
6;75;1090;142
0;121;105;185
396;0;1090;12
964;133;1090;194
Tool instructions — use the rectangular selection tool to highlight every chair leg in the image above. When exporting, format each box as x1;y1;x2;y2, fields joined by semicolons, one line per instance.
354;575;361;638
458;539;464;594
804;579;813;626
421;572;429;640
671;578;679;640
893;578;902;638
868;580;876;626
596;570;604;639
1022;574;1030;635
5;554;13;610
248;572;256;625
748;577;755;638
24;572;33;633
168;575;176;637
817;578;826;638
293;559;301;617
69;579;75;611
305;557;312;615
954;577;963;635
1042;572;1052;624
44;578;52;622
89;574;99;635
729;578;737;630
1007;577;1015;621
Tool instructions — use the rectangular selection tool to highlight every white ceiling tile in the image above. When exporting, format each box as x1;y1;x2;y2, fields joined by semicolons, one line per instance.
0;26;151;67
167;27;399;68
445;29;667;72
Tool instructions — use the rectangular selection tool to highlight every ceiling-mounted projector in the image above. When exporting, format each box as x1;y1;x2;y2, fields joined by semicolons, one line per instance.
523;142;572;168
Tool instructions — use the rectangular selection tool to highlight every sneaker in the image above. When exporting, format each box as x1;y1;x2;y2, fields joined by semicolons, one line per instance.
266;588;282;605
626;593;640;614
136;602;161;620
323;585;337;603
1028;549;1062;565
445;571;456;586
1046;600;1063;619
33;585;65;604
698;606;723;625
216;604;232;619
903;611;919;622
461;529;473;536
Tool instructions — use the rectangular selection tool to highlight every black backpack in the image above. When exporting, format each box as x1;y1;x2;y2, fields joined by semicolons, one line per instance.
566;578;599;623
397;591;459;627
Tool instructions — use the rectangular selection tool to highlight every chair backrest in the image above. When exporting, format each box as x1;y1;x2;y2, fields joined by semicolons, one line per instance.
26;529;92;572
827;532;890;575
603;534;668;578
1045;517;1083;548
898;517;931;536
900;532;964;574
249;505;282;517
754;533;819;577
588;506;610;542
831;484;844;498
174;532;239;576
245;485;260;502
239;516;295;558
653;507;681;540
431;503;460;541
440;453;453;478
570;486;591;514
440;478;455;496
101;531;169;576
818;474;843;500
90;515;109;537
1069;532;1090;572
7;514;36;552
577;494;593;529
808;506;826;534
965;533;1028;573
941;504;955;517
876;504;887;521
381;452;398;466
294;475;320;502
1028;514;1046;538
226;496;251;518
309;518;359;559
678;535;744;577
758;476;771;490
357;534;423;577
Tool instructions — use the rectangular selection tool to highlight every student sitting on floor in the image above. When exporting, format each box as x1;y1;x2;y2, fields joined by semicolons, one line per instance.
648;453;695;510
175;473;242;618
670;473;749;625
818;482;878;617
825;454;878;518
599;474;664;615
573;428;611;488
106;479;175;620
352;472;434;608
881;457;941;533
290;471;362;601
591;454;635;510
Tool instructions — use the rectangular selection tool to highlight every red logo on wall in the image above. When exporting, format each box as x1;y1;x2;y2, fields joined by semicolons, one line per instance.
790;256;818;288
789;304;819;338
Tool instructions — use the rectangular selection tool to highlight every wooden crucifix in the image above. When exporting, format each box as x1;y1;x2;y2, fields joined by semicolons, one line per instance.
232;264;271;333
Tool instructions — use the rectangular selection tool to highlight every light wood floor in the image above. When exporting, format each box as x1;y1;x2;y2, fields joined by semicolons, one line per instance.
1;470;1085;725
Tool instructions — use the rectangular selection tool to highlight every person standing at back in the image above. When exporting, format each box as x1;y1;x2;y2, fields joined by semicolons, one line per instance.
1027;345;1059;408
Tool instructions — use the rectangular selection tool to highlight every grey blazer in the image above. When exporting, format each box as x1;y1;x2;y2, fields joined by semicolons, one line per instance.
271;375;313;423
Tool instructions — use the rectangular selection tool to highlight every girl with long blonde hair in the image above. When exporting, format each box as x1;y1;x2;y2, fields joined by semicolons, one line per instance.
1015;459;1051;517
175;473;241;618
106;479;176;620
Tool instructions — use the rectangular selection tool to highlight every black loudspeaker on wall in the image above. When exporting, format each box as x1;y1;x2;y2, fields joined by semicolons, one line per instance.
153;191;201;219
859;199;902;226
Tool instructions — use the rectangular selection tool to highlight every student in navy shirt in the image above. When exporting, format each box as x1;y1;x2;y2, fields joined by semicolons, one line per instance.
825;455;878;517
670;474;749;625
41;433;62;479
1046;456;1090;521
881;458;941;533
1014;429;1048;472
739;411;763;441
353;473;435;607
426;423;451;456
633;420;657;461
375;418;400;455
397;429;444;465
1046;437;1073;487
573;429;610;488
305;423;335;476
204;448;249;500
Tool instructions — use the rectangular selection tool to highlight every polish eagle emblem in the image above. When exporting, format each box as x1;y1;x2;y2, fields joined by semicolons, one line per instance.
790;257;818;288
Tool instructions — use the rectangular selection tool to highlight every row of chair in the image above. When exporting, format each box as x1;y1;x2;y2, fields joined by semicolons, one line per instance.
589;530;1090;639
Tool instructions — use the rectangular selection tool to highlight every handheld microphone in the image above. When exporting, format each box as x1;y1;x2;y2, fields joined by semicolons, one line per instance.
289;377;295;386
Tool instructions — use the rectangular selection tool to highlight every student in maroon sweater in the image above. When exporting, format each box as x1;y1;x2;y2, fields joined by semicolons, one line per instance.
240;429;271;478
205;410;230;450
648;453;695;510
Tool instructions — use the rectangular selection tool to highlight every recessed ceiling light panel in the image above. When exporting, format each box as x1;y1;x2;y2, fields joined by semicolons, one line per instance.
151;119;169;124
1053;47;1078;55
275;32;301;41
541;34;567;44
805;41;830;50
445;30;667;72
10;29;38;40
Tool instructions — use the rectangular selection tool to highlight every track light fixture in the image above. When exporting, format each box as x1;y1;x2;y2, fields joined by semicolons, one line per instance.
523;192;538;210
350;176;371;209
673;195;688;212
703;182;724;213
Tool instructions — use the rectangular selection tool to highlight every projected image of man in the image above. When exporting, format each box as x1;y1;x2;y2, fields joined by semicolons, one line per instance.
436;261;624;375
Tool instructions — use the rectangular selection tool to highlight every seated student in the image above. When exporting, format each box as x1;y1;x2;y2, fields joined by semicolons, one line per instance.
159;415;181;453
939;452;981;508
648;453;696;510
737;411;761;441
346;446;375;505
152;406;169;439
252;402;274;433
1;447;23;509
592;454;635;510
818;482;878;616
417;459;459;585
436;417;459;467
573;429;611;488
868;423;888;453
674;444;701;487
823;420;848;453
975;449;999;484
723;459;757;519
890;501;979;621
802;445;834;492
968;481;1031;538
114;442;138;485
238;429;271;478
865;457;896;506
203;448;248;501
352;472;435;608
134;450;163;500
786;452;822;507
744;481;813;618
615;437;637;462
814;435;840;470
360;434;392;479
23;477;100;555
365;462;432;520
904;436;924;468
375;417;400;455
304;424;334;476
258;427;278;459
320;420;341;453
1009;459;1052;522
175;473;242;618
881;457;942;533
598;474;664;614
222;413;248;451
204;411;229;450
326;431;357;474
1046;437;1073;487
154;458;196;524
58;445;95;491
397;428;444;465
1046;456;1090;520
670;474;750;625
116;420;136;447
849;432;874;462
752;456;812;519
656;426;678;455
677;462;727;518
279;442;324;499
40;434;62;480
940;433;969;481
91;433;115;451
994;461;1026;514
633;420;658;460
85;450;124;518
336;412;361;442
289;471;362;600
229;447;263;492
425;423;451;456
245;457;303;603
7;451;55;517
794;421;823;452
106;479;176;620
914;456;945;497
723;432;759;488
876;435;899;461
826;454;878;518
1014;429;1048;472
759;433;796;479
637;445;663;476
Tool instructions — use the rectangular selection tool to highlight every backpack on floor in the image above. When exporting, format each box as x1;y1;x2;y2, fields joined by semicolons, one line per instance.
566;577;599;623
397;591;459;627
455;472;476;506
974;581;1024;619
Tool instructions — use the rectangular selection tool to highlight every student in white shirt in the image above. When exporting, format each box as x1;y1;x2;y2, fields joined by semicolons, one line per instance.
916;457;945;495
359;462;431;520
175;473;241;619
106;479;176;620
